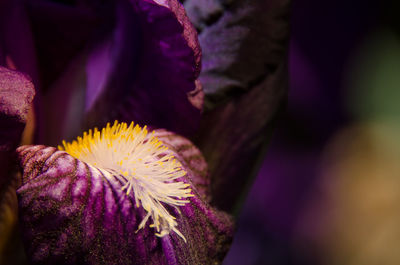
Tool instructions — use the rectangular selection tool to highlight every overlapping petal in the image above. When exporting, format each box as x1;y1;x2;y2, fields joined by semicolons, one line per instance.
0;66;35;182
186;0;291;213
16;132;233;264
85;0;203;137
0;66;35;264
35;0;203;145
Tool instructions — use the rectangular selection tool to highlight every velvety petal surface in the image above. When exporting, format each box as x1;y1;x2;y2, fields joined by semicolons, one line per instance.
0;0;45;146
185;0;291;213
16;136;232;264
0;67;35;182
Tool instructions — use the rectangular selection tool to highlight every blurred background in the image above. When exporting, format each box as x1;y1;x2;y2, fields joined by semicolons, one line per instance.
223;0;400;264
1;0;399;264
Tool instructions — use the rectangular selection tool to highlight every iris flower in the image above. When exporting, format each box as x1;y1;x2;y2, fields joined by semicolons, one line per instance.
0;0;234;264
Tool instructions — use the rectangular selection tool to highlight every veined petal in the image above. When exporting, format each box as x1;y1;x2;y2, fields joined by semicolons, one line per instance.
16;131;233;264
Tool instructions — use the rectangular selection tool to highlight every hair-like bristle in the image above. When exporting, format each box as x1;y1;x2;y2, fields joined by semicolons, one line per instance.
59;121;193;241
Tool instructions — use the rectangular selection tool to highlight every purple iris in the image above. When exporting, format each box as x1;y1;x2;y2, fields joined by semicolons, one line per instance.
0;0;234;264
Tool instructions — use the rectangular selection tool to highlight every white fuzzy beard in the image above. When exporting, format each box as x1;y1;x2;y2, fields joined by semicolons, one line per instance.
60;121;193;241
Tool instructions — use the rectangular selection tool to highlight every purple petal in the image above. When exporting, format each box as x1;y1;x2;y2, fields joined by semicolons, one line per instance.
0;67;35;183
25;1;104;145
153;129;211;202
0;0;39;85
26;0;101;90
0;66;34;264
0;0;44;144
17;140;233;264
186;0;291;213
85;0;203;137
42;0;203;144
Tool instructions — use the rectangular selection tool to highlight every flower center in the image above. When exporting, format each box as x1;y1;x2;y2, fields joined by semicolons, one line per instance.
59;121;193;241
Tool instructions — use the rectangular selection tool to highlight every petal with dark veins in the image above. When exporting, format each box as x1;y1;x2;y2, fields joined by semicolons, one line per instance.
17;142;233;264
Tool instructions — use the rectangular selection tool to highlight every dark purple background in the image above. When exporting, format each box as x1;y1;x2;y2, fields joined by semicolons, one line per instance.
223;1;399;264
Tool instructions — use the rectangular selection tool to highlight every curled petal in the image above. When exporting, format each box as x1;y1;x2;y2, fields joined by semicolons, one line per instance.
17;142;233;264
0;66;34;263
85;0;203;137
35;0;202;145
0;67;35;185
0;67;35;150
